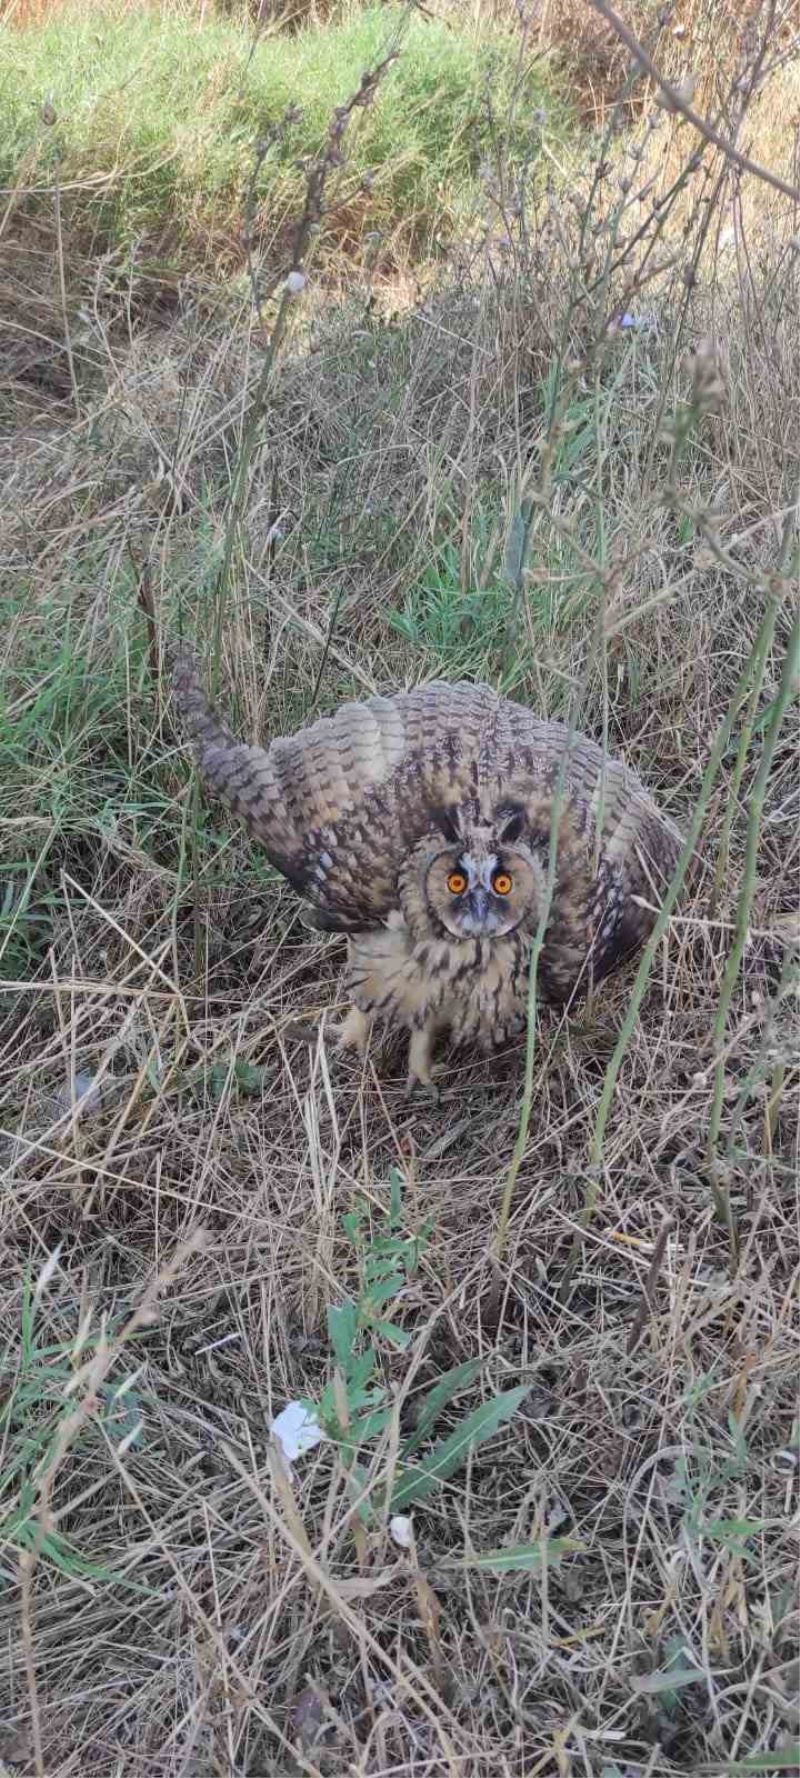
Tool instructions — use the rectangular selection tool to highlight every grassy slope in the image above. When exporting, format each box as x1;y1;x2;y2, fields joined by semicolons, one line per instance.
1;10;799;1776
1;3;558;262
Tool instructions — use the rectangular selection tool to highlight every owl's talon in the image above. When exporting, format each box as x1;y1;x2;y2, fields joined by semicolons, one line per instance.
328;1006;372;1058
282;1019;318;1045
405;1073;441;1107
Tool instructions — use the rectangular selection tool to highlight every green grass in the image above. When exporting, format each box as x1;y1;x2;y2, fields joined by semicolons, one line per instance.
1;1270;146;1585
388;495;599;691
0;573;266;986
1;3;561;263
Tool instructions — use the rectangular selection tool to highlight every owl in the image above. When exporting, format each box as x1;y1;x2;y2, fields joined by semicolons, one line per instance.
172;649;683;1095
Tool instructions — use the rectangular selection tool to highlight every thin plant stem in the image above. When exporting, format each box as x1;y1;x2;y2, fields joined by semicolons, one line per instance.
709;642;768;918
710;497;800;916
555;598;782;1303
209;51;400;679
54;157;80;423
723;952;799;1162
587;592;786;1175
707;607;800;1179
210;280;296;680
19;1552;44;1778
493;749;573;1271
763;1057;788;1156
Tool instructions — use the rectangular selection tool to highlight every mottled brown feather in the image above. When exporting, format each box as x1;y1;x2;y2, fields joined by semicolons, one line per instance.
171;647;684;1050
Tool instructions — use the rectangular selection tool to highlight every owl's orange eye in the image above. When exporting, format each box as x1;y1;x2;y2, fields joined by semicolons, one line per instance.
447;871;467;895
492;871;513;896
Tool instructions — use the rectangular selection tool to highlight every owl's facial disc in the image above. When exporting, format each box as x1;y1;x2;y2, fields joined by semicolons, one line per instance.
428;842;536;939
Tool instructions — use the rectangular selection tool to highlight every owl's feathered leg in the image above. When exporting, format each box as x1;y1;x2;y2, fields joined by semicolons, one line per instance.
329;1005;372;1056
405;1023;442;1104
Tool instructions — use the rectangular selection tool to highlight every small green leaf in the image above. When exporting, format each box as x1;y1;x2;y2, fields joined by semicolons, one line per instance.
391;1385;527;1509
402;1357;484;1457
342;1209;365;1246
347;1349;378;1391
310;1384;336;1426
313;1379;384;1431
345;1385;385;1416
440;1537;581;1573
328;1302;358;1370
343;1459;373;1523
696;1516;766;1541
389;1166;403;1227
372;1320;411;1349
364;1276;405;1308
729;1751;800;1772
342;1406;392;1446
366;1239;408;1275
233;1058;266;1094
503;497;531;591
630;1667;706;1695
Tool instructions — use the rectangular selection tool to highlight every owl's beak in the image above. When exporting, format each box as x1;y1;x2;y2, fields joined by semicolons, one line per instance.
467;886;491;923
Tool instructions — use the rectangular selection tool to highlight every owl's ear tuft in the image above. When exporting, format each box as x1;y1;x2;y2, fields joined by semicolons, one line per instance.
494;802;527;844
431;805;463;845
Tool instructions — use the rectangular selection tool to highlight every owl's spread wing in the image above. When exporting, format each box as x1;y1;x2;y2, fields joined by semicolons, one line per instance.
172;650;683;952
173;655;504;928
488;703;684;992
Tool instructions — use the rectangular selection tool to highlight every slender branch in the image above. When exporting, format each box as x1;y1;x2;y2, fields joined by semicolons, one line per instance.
587;0;800;204
626;1214;675;1355
210;51;401;676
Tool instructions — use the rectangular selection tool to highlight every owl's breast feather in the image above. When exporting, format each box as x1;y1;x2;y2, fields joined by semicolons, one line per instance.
348;921;526;1044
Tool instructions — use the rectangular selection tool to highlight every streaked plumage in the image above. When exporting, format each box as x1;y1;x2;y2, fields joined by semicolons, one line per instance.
172;649;682;1091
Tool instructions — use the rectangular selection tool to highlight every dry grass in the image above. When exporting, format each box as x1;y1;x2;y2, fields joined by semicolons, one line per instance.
2;5;800;1774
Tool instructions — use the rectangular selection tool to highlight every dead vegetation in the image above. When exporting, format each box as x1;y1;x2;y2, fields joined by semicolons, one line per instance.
1;1;799;1773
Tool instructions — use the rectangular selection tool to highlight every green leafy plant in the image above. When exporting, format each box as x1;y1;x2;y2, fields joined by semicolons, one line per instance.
1;1272;145;1581
305;1169;527;1517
